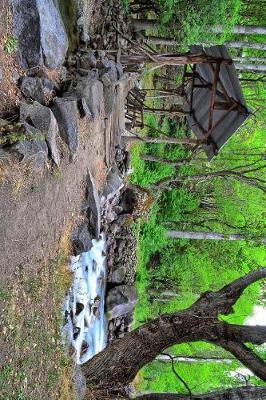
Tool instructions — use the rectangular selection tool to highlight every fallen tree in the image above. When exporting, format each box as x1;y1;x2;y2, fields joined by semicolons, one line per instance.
135;386;266;400
82;268;266;397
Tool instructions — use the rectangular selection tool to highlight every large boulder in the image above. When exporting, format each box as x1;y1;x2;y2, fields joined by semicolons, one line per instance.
12;122;48;170
20;102;60;166
109;264;127;285
64;76;104;119
52;97;79;157
20;77;45;104
19;75;57;105
106;285;137;320
102;167;124;202
12;0;68;69
72;222;92;255
100;74;115;116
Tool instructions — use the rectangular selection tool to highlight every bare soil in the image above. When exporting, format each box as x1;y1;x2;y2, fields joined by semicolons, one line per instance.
0;0;22;117
0;115;107;287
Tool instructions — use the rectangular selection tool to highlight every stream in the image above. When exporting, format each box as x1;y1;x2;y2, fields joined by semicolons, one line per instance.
62;236;108;364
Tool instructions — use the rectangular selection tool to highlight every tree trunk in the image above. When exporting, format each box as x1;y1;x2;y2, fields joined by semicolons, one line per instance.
156;354;233;363
234;63;266;72
141;154;187;166
233;57;266;64
225;41;266;51
213;25;266;35
133;19;266;36
143;36;179;46
122;134;199;145
166;230;266;242
135;387;266;400
82;269;266;390
132;19;159;32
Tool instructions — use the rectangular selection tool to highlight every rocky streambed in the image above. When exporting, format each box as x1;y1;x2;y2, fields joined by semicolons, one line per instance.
62;166;148;364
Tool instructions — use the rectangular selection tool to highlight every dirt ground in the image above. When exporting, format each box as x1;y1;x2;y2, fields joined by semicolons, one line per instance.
0;115;107;287
0;0;22;117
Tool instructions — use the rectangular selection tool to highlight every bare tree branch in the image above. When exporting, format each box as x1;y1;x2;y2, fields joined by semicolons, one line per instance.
218;341;266;381
135;386;266;400
161;352;192;399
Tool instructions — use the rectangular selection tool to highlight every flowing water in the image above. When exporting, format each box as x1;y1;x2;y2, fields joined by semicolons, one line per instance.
62;236;107;364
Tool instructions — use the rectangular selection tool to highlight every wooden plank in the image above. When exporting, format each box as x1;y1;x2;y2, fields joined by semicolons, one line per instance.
208;61;221;131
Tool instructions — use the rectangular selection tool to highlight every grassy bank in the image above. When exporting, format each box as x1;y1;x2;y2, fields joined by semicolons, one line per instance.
0;227;75;400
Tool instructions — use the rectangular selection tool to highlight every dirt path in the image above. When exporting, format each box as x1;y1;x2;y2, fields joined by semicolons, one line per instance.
0;114;107;288
0;0;22;117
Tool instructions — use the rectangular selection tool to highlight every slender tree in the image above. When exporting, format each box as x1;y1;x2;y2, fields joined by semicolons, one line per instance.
153;163;266;194
235;64;266;73
133;20;266;35
135;386;266;400
166;230;266;243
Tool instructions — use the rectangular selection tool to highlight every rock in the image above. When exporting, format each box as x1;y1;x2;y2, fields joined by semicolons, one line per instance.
100;74;115;115
105;60;119;82
79;52;97;69
80;340;89;356
110;265;127;284
20;102;60;166
73;326;81;340
37;0;68;68
20;77;45;104
76;302;85;316
12;0;68;68
116;62;124;80
106;285;137;313
12;0;42;68
102;167;124;201
78;98;93;120
119;187;137;214
86;169;101;239
52;97;79;157
72;222;92;255
65;77;104;119
13;122;48;170
107;302;136;320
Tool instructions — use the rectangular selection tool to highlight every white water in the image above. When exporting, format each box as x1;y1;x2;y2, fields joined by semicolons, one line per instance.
62;236;107;364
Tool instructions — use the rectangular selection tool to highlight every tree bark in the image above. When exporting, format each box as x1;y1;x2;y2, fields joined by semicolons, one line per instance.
156;354;233;364
213;25;266;35
233;57;266;64
133;19;266;35
166;230;266;243
143;36;179;46
234;63;266;72
82;269;266;390
135;386;266;400
122;134;199;145
225;41;266;51
132;19;159;32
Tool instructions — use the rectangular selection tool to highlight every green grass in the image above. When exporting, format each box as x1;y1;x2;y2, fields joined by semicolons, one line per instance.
4;35;18;54
0;227;75;399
